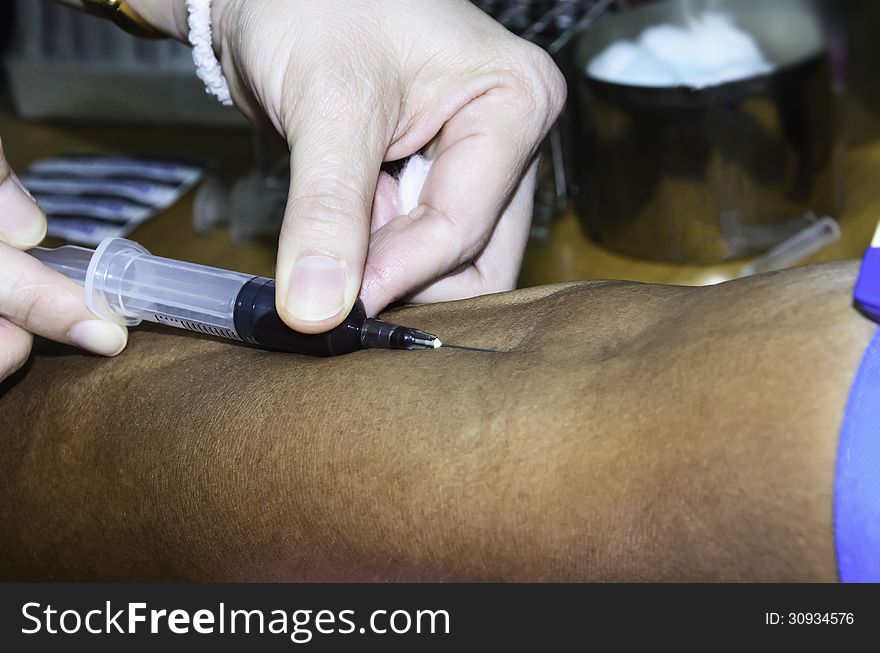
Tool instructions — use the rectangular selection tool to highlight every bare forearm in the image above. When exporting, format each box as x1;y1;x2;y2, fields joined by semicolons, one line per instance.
0;263;872;580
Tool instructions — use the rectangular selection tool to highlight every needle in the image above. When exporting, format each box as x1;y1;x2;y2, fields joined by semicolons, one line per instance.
439;343;499;353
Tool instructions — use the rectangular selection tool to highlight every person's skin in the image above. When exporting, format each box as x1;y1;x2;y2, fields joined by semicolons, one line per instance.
0;0;563;384
0;262;872;581
0;154;128;381
57;0;566;334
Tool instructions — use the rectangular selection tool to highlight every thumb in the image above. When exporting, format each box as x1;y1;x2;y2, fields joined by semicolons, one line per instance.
0;137;46;249
275;104;387;334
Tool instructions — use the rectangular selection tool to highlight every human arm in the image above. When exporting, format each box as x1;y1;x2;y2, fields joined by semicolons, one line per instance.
0;262;870;581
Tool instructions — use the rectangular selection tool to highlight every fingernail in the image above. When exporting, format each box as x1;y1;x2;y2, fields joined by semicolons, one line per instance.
0;174;46;247
68;320;127;357
286;255;347;321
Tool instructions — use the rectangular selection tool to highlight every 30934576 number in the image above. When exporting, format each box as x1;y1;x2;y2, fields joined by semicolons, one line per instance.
765;613;854;625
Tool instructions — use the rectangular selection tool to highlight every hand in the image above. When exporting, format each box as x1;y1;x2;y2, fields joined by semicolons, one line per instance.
211;0;566;332
0;138;127;383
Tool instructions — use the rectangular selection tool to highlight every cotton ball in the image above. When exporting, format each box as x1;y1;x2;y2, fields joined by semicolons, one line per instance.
588;40;680;87
639;24;705;75
640;24;718;87
588;41;642;79
397;154;433;215
686;13;772;86
613;51;682;87
698;61;771;87
694;13;767;67
588;11;772;89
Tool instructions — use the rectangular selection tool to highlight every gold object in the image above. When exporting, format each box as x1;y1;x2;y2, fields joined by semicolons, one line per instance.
81;0;165;39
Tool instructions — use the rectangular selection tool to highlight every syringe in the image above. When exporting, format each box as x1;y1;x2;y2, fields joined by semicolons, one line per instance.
29;237;442;357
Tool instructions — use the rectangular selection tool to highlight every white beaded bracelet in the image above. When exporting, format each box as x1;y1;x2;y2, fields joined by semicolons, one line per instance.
186;0;233;106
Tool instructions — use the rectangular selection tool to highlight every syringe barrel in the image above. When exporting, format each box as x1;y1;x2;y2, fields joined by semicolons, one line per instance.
84;237;250;339
30;237;373;356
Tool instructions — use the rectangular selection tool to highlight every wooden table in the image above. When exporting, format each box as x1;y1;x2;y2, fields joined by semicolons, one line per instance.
2;108;878;287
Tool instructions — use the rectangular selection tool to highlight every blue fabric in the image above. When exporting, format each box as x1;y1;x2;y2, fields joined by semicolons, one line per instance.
854;249;880;324
835;328;880;582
